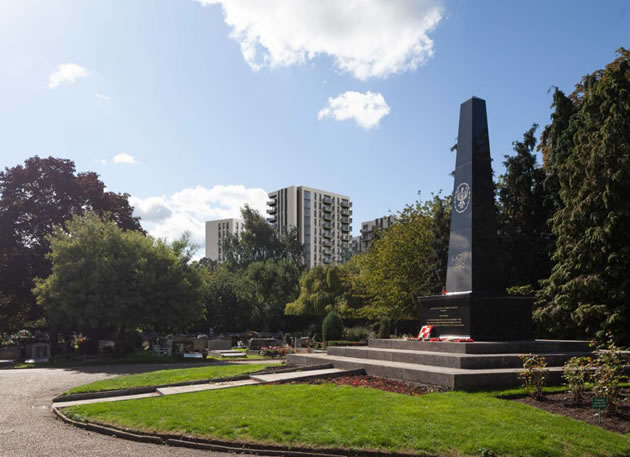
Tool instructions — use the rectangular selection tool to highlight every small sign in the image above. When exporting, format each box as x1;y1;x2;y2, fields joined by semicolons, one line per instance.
592;397;607;409
592;397;607;424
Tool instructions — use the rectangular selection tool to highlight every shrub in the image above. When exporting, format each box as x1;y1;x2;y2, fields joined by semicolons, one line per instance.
519;354;548;400
591;333;628;415
322;311;344;342
378;317;392;339
343;326;370;342
562;356;591;403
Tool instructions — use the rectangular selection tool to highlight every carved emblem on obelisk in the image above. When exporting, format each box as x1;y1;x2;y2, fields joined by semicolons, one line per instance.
454;182;471;213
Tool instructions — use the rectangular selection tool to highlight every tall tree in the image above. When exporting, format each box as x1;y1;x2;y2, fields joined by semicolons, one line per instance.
537;48;630;344
285;265;347;317
353;194;451;320
0;156;141;331
497;125;553;288
221;205;304;268
33;213;204;352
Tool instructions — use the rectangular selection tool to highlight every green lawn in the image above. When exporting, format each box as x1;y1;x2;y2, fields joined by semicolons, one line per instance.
66;362;282;394
64;383;630;457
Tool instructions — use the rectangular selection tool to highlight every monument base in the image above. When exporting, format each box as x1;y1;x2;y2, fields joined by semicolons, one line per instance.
418;292;533;341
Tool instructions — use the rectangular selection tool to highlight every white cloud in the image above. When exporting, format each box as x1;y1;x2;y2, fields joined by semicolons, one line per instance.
195;0;443;80
48;63;87;88
318;91;390;129
129;185;268;256
112;153;138;165
95;92;111;101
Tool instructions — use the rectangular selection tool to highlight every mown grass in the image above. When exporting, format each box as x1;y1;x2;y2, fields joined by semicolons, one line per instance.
64;383;630;457
66;362;282;394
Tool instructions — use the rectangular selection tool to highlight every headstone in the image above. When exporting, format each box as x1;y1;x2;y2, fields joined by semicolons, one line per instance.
248;338;281;350
24;342;50;363
418;97;533;340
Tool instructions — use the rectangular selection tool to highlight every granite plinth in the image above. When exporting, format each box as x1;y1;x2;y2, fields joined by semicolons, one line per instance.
418;292;533;341
286;338;592;390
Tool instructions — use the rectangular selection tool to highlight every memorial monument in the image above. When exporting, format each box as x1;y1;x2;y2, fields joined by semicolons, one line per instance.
418;97;533;340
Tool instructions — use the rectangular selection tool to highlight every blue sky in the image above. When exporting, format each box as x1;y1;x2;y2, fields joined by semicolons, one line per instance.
0;0;628;253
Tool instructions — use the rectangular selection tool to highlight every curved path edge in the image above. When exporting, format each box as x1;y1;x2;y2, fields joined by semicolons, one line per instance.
53;407;435;457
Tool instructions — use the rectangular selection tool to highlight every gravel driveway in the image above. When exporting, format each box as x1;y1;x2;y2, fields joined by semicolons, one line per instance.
0;364;263;457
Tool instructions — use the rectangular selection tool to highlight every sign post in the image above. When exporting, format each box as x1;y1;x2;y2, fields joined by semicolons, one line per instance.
592;397;607;424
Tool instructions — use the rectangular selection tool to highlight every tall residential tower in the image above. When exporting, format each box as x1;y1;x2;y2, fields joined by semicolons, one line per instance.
204;218;245;262
267;186;352;268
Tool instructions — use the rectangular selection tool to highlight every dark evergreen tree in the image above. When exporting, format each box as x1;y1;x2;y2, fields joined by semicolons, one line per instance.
497;125;553;289
537;48;630;344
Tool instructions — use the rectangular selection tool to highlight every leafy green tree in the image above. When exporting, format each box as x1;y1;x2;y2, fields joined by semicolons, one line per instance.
0;156;141;331
245;258;302;331
201;264;254;332
221;205;304;268
33;213;204;352
354;194;451;320
537;48;630;344
497;124;553;288
285;265;347;317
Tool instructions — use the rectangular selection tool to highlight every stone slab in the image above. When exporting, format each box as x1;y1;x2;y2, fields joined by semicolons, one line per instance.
157;379;260;395
328;345;591;369
250;368;347;383
287;353;568;390
368;338;591;354
53;392;160;408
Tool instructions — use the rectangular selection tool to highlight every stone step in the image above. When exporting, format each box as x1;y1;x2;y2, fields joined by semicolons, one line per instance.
328;346;590;370
287;353;566;390
368;338;591;354
250;368;350;383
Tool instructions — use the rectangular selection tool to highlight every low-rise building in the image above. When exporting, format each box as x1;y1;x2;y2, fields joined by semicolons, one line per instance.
360;215;397;252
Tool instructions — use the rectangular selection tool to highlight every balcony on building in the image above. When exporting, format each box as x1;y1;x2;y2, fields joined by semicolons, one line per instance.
341;209;350;216
341;234;349;240
323;231;332;239
323;213;332;221
323;196;332;204
322;240;332;247
266;207;277;215
267;198;277;206
323;249;332;256
323;256;332;264
340;200;350;208
341;225;350;232
323;222;332;229
323;204;332;213
341;217;349;224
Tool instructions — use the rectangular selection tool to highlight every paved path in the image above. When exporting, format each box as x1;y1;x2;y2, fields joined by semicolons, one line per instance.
0;364;265;457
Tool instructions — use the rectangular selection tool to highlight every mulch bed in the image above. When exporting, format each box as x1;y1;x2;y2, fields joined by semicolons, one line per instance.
516;388;630;434
288;375;445;396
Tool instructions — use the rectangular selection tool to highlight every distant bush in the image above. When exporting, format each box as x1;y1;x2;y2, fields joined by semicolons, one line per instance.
519;354;548;400
322;311;344;342
343;326;370;342
378;317;392;339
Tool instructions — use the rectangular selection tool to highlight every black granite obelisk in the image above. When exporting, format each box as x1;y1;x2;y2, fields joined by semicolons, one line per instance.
418;97;533;341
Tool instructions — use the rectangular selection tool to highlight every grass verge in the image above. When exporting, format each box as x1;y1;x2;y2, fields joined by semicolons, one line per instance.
66;362;282;394
64;383;630;457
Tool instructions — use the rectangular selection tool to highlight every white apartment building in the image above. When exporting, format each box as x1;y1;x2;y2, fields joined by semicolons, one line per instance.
360;215;397;252
267;186;352;268
205;218;245;262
